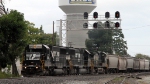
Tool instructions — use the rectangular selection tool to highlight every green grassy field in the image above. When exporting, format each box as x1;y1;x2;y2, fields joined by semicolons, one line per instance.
0;71;12;79
0;71;20;79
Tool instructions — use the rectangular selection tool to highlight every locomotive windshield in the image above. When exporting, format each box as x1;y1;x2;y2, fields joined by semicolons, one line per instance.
25;48;42;60
26;52;41;60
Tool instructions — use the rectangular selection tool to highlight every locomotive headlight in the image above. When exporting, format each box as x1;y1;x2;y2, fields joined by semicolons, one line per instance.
36;67;38;69
24;67;27;69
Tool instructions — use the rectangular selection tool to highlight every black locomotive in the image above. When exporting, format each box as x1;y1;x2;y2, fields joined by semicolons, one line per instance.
21;44;52;76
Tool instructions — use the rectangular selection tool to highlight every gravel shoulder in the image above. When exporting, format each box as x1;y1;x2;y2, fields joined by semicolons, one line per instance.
0;74;120;84
136;75;150;84
104;75;150;84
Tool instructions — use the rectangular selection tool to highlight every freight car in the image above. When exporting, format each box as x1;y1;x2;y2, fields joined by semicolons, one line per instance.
126;57;134;72
133;58;140;72
106;55;119;73
145;60;149;71
21;44;53;76
94;54;150;74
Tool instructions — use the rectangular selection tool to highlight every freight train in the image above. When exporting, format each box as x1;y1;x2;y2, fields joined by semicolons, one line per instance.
21;44;150;76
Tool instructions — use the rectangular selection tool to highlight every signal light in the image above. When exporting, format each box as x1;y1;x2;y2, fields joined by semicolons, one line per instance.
115;22;120;28
105;12;110;18
93;22;98;28
84;12;88;19
83;23;88;28
115;11;120;18
105;21;110;28
93;12;98;19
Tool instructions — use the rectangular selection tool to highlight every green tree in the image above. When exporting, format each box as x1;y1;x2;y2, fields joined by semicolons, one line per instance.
86;29;127;55
135;53;150;60
26;21;56;45
112;30;128;55
86;30;113;54
39;25;44;34
0;10;28;75
27;21;41;44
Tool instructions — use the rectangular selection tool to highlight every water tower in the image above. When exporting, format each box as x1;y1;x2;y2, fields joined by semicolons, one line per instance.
58;0;97;48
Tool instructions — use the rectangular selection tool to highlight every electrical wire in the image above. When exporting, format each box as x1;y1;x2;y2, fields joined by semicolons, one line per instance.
123;25;150;30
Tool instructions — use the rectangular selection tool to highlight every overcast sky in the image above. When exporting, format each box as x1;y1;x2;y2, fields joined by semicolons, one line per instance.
5;0;150;56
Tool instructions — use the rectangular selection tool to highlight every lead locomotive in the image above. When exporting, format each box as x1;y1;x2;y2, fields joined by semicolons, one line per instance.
21;44;53;76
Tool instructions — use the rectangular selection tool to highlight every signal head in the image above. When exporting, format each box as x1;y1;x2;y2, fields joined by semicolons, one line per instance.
83;23;88;28
105;12;110;18
115;22;120;28
93;12;98;19
93;22;98;28
84;12;88;19
115;11;120;18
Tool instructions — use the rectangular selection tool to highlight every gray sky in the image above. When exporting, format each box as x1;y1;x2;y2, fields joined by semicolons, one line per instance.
5;0;150;56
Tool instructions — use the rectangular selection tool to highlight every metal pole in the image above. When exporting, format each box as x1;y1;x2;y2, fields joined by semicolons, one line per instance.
59;19;62;46
52;21;54;46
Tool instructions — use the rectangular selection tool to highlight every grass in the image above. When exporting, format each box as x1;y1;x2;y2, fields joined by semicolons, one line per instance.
111;77;124;83
0;71;20;79
0;71;11;79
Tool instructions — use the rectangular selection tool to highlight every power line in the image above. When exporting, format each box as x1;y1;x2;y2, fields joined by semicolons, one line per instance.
127;50;150;56
123;25;150;30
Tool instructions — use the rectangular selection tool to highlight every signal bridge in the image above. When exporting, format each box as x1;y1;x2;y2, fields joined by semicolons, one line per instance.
58;15;121;30
56;11;122;47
